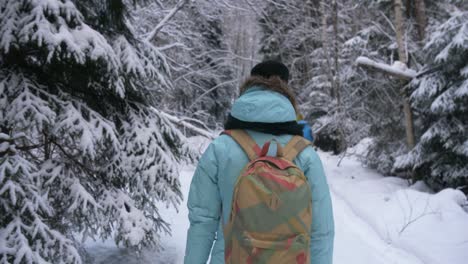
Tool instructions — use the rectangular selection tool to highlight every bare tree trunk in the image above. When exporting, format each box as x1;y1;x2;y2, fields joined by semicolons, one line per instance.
394;0;407;64
332;0;346;152
332;0;341;109
44;131;50;160
299;4;314;88
414;0;427;40
405;0;411;18
320;0;346;152
403;97;415;146
394;0;416;149
321;1;335;99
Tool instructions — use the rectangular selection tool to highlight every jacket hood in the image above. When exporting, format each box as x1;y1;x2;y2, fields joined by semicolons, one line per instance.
230;86;297;123
239;76;298;111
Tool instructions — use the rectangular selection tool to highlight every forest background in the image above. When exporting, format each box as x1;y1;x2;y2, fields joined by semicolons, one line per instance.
0;0;467;263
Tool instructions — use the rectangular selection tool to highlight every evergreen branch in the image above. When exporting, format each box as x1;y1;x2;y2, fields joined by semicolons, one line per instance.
15;143;45;152
50;139;97;177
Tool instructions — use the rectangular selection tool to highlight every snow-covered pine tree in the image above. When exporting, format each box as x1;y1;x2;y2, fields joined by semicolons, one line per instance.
133;0;235;127
395;11;468;191
0;0;191;263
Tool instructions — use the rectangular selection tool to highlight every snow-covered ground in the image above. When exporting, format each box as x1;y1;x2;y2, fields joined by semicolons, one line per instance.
86;139;468;264
324;151;468;264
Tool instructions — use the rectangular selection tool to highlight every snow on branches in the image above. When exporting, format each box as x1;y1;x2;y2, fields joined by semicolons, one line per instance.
0;133;81;264
356;57;417;80
395;11;468;191
0;0;192;262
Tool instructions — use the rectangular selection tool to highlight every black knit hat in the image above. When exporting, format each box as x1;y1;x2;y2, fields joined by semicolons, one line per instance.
250;60;289;82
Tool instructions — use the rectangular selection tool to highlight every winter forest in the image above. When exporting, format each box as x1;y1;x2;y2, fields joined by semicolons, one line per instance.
0;0;467;263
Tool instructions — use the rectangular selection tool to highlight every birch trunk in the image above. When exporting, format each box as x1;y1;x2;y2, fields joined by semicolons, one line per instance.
394;0;416;148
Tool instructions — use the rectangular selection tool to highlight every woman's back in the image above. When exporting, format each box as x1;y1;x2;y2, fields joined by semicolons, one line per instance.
184;63;334;264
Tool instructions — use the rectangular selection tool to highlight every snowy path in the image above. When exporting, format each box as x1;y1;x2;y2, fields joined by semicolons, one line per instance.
331;188;422;264
87;151;467;263
321;152;424;264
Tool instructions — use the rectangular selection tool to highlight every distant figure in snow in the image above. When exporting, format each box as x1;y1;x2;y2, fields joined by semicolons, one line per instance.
184;61;334;264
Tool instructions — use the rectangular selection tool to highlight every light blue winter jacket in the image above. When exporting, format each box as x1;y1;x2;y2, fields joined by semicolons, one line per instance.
184;87;334;264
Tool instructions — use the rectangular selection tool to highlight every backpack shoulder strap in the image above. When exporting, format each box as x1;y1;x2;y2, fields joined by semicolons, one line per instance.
222;130;261;161
283;136;312;162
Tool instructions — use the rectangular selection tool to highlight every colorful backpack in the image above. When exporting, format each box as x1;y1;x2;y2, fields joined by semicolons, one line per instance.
222;130;313;264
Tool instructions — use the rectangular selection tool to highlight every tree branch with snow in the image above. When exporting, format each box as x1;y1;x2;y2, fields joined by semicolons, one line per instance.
145;0;190;43
356;57;417;81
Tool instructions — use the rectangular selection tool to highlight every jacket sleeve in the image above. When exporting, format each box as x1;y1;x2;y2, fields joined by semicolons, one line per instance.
184;143;221;264
303;148;334;264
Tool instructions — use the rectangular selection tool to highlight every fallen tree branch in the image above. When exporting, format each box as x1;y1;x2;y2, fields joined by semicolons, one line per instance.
356;56;416;80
